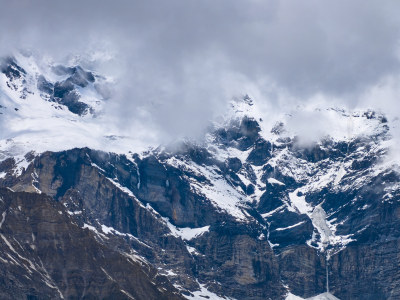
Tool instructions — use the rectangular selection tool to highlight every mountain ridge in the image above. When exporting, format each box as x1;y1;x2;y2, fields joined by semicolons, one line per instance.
1;53;400;299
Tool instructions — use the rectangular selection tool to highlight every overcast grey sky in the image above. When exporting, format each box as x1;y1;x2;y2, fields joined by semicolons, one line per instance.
1;0;400;142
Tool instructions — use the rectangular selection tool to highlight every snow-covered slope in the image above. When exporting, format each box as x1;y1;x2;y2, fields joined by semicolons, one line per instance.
193;95;392;255
287;292;340;300
0;53;153;160
1;53;400;299
1;53;396;252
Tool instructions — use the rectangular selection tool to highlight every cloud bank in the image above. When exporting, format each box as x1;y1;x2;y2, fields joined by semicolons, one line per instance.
1;0;400;143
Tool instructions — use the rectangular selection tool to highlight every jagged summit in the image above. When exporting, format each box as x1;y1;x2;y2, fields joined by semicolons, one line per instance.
0;53;149;157
0;53;393;162
1;53;400;299
0;54;106;116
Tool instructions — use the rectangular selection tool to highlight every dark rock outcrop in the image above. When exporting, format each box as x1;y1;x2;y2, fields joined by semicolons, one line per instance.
0;188;184;300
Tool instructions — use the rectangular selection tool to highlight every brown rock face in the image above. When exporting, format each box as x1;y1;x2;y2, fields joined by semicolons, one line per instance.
5;148;285;299
0;188;184;300
193;227;284;299
329;240;400;300
278;245;326;298
2;133;400;300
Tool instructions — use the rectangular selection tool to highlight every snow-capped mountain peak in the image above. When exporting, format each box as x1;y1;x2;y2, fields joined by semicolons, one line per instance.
1;53;400;300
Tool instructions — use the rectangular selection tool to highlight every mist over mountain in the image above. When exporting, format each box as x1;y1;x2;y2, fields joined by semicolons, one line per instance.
1;0;400;145
1;1;400;300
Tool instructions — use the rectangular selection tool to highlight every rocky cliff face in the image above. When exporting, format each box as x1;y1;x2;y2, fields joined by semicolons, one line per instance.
0;147;285;299
1;55;400;300
0;188;184;300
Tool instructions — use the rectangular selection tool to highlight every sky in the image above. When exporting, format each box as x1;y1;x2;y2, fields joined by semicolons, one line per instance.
1;0;400;145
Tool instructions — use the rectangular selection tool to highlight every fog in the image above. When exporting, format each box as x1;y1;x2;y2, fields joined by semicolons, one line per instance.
1;0;400;144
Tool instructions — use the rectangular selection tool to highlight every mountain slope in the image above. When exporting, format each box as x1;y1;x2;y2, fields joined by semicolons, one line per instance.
0;188;183;300
1;54;400;299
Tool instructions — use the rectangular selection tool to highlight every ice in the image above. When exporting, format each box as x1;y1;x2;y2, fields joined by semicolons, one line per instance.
83;223;107;240
91;163;106;173
0;211;6;229
186;245;201;256
163;269;178;276
286;293;306;300
288;189;353;252
120;290;135;299
0;234;16;253
184;281;236;300
261;205;285;218
100;224;137;239
307;292;340;300
333;166;346;185
101;267;115;281
311;205;332;248
268;177;285;186
122;250;148;265
288;189;312;215
286;292;340;300
99;224;151;248
275;221;306;231
163;218;210;240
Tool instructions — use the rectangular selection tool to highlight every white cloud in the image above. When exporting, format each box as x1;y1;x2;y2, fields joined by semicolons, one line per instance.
0;0;400;144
